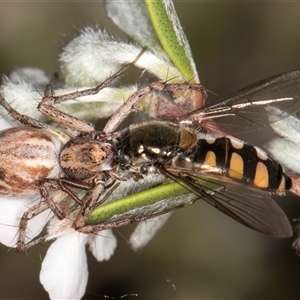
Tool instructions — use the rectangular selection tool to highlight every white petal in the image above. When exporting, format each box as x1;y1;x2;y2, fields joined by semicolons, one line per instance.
267;106;300;146
59;27;182;87
40;232;89;300
88;229;117;261
8;67;50;86
267;138;300;174
1;79;46;121
129;212;173;251
0;196;52;247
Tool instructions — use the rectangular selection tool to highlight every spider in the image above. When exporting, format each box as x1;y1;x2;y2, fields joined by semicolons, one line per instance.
0;49;207;252
0;51;139;252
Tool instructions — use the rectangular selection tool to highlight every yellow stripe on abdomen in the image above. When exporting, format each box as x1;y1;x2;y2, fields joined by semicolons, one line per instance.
228;152;244;180
203;151;217;167
254;161;269;189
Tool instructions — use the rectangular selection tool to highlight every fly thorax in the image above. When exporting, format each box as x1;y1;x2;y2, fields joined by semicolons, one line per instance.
120;121;199;175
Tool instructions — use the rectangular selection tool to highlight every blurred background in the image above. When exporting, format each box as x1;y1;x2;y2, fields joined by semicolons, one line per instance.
1;2;300;299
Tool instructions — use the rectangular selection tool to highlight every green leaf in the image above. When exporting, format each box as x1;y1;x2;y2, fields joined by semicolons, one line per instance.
145;0;199;83
86;181;192;226
104;0;168;60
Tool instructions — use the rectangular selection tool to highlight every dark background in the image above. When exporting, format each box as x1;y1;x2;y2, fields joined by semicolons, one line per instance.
1;2;300;299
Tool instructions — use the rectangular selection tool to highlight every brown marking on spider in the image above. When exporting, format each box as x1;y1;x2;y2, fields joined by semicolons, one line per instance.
0;127;62;196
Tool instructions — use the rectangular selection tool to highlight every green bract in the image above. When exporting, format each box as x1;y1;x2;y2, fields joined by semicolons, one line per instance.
145;0;199;82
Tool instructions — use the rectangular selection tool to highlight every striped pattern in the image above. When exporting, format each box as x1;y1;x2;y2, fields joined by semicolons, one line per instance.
193;137;292;192
0;127;62;196
122;121;292;193
60;138;113;180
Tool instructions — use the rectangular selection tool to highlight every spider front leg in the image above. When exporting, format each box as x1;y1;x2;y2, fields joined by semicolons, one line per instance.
103;81;206;133
17;176;94;252
39;183;66;220
17;177;102;252
37;49;146;136
37;177;99;223
17;177;104;252
18;187;105;252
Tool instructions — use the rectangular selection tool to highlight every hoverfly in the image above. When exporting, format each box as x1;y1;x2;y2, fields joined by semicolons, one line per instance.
81;70;300;239
116;120;292;238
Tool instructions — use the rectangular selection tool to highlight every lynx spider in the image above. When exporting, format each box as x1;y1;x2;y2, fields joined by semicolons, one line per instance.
0;50;206;252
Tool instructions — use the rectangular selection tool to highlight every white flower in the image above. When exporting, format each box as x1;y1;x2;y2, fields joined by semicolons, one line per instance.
40;223;116;300
60;27;183;87
0;195;53;248
0;116;115;293
0;186;117;300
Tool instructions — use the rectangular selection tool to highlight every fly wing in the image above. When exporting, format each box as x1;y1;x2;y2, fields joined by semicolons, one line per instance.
186;70;300;133
205;183;292;238
162;168;292;238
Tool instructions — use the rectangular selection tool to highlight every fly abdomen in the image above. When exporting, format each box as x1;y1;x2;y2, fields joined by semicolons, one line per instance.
193;137;292;192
